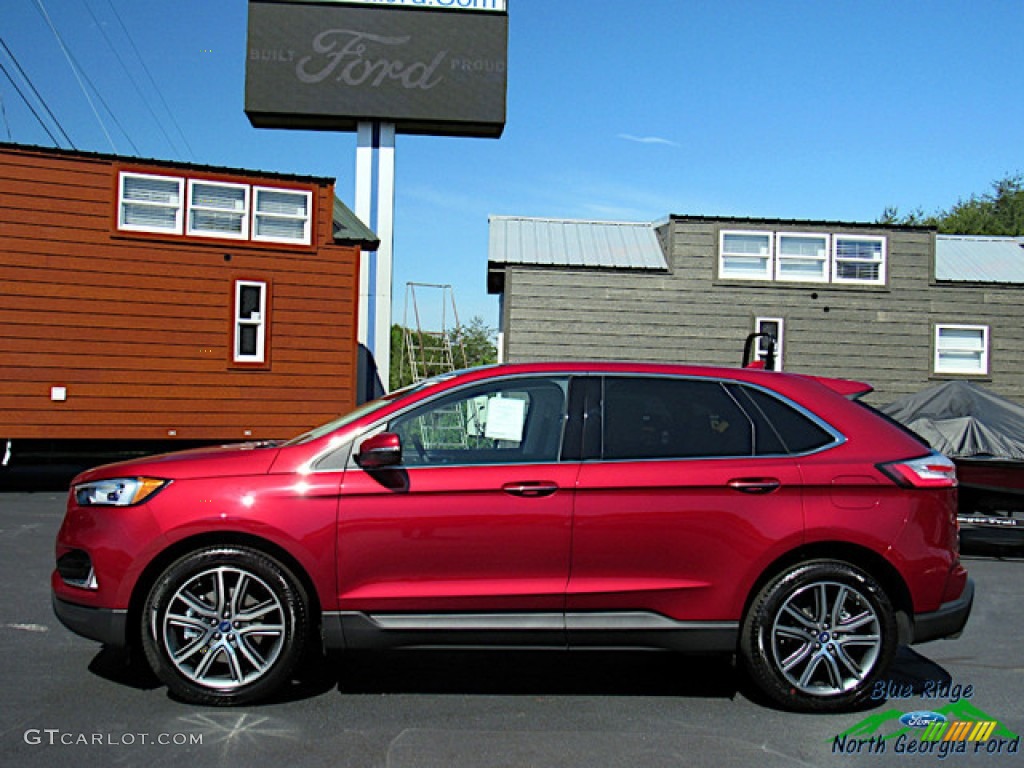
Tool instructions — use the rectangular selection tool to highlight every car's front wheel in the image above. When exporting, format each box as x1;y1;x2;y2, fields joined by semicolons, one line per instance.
740;560;897;712
141;546;308;705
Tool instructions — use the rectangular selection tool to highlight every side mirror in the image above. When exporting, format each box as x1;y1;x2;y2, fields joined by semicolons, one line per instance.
355;432;403;469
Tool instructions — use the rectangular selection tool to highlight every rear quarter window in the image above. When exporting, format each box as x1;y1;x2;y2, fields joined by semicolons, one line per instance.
733;385;838;455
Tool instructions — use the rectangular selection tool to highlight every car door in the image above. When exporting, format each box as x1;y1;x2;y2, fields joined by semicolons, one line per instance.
567;375;807;640
336;375;578;626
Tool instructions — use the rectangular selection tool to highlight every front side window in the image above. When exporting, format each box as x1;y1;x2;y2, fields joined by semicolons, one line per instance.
118;172;183;233
388;377;569;466
935;324;989;375
603;377;753;459
720;231;773;280
234;280;268;364
833;236;885;284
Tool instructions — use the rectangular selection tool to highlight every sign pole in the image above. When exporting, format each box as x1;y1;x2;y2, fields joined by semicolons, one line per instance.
355;121;396;399
246;0;508;400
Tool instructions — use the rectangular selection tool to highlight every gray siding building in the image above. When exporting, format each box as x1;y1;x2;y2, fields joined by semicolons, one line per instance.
488;215;1024;405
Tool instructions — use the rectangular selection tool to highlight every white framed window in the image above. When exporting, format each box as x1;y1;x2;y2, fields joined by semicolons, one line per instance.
833;235;886;285
775;233;829;282
188;180;249;239
252;187;312;244
234;280;268;364
935;324;989;375
720;231;773;280
117;172;314;246
118;172;183;233
755;317;784;371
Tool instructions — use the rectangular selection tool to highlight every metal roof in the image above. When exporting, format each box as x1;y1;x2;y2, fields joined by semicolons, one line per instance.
1;142;378;250
936;234;1024;283
1;141;335;185
488;216;668;271
332;197;379;249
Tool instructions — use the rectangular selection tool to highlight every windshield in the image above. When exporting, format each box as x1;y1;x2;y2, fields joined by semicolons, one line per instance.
280;378;439;447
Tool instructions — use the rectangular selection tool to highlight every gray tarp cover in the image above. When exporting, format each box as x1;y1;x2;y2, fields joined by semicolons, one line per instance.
882;381;1024;460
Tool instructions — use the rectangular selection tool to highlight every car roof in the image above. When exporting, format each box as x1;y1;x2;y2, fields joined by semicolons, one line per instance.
440;362;873;398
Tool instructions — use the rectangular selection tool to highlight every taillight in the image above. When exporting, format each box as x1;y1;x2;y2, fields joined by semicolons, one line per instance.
879;452;958;489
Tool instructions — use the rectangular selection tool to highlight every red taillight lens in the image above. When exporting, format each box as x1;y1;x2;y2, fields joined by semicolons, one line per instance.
879;452;958;489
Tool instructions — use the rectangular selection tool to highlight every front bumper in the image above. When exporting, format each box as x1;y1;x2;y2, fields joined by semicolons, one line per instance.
911;577;975;644
52;594;128;648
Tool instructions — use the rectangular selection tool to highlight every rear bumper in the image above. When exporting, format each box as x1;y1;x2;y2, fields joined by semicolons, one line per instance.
52;594;128;648
911;578;974;644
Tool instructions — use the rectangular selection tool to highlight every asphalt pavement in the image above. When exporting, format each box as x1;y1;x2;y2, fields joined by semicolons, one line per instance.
2;490;1022;768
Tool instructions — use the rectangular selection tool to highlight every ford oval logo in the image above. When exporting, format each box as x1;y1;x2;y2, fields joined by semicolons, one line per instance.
900;711;947;728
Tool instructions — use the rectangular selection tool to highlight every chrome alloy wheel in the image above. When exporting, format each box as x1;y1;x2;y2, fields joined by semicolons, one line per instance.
769;580;882;696
159;566;286;690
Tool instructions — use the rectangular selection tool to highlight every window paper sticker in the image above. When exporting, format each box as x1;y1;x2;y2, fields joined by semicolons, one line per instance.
484;397;526;442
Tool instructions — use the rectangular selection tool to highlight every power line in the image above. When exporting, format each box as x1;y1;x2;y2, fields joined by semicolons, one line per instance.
33;0;117;153
0;35;74;148
65;44;141;155
82;0;183;159
105;0;194;160
0;87;10;141
0;58;62;147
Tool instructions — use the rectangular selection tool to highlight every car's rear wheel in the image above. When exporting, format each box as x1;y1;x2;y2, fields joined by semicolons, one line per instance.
740;560;897;712
141;546;308;705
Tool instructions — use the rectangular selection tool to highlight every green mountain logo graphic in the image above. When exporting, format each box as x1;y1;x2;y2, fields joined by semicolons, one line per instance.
836;701;1019;742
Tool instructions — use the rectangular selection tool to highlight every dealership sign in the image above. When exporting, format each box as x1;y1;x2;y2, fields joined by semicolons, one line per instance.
307;1;506;11
244;0;508;137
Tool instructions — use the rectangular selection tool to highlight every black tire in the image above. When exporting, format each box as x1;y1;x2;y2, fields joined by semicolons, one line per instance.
740;560;897;712
141;546;308;706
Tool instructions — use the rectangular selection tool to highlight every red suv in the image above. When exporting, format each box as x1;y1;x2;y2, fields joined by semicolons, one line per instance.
53;362;972;711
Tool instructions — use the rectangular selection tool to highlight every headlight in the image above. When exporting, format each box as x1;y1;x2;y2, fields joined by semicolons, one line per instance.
74;477;169;507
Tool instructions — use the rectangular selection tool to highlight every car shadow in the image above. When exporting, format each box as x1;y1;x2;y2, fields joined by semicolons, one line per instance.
88;644;953;710
88;645;739;703
883;645;956;692
328;650;739;699
88;645;162;691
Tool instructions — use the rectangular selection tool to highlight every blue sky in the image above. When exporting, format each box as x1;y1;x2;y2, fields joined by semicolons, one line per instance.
3;0;1023;325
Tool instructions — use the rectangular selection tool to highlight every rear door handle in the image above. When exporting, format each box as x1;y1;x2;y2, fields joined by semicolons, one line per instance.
728;478;781;495
502;482;559;498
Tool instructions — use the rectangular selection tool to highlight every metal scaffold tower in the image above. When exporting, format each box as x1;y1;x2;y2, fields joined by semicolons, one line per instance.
400;283;469;385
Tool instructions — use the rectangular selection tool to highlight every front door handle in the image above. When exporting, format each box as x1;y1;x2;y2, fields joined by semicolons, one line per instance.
728;478;781;495
502;482;559;498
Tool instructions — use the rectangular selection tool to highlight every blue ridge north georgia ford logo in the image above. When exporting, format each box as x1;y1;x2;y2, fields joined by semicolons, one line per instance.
833;700;1019;759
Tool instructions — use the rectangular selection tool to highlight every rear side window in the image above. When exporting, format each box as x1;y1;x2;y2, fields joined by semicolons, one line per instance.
733;385;837;454
603;377;753;459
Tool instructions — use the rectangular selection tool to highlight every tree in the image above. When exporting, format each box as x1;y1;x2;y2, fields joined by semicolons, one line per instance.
457;316;499;370
880;173;1024;235
389;316;498;390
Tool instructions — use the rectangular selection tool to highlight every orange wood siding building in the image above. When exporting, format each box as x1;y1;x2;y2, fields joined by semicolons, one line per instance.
0;143;376;444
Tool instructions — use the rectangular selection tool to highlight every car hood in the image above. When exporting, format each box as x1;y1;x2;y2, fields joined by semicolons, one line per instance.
71;442;282;484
